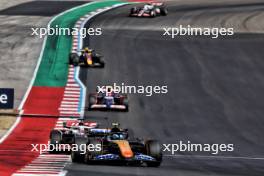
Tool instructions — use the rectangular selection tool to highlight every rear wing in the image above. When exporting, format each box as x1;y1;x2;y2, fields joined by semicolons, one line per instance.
63;120;98;128
151;2;164;6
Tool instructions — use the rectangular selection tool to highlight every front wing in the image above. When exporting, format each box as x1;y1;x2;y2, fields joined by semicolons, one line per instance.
130;13;152;17
92;153;157;162
90;104;127;110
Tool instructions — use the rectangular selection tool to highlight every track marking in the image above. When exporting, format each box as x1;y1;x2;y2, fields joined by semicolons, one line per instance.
63;94;80;98
64;91;80;94
164;154;264;160
12;3;129;176
65;87;80;91
13;152;70;176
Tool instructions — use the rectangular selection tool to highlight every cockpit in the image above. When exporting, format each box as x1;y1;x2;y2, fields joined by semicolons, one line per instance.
108;132;128;140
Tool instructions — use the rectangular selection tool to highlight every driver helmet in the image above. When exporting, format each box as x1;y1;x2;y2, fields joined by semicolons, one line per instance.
84;47;89;53
119;134;124;139
112;134;119;140
112;133;125;140
111;127;120;133
111;123;120;132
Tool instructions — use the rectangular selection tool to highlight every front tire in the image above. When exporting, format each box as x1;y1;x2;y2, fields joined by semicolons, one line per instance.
145;140;162;167
71;150;85;163
69;53;79;66
150;10;156;18
160;7;168;16
84;139;102;164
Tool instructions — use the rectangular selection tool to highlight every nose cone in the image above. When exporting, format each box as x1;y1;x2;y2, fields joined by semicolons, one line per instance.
114;140;134;158
106;99;110;108
87;59;92;65
123;150;133;158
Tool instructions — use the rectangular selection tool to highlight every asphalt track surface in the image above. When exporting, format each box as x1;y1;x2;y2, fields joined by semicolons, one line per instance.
0;1;86;16
66;1;264;176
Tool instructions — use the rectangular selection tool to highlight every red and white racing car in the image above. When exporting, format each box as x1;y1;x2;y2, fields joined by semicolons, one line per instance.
129;2;168;17
49;119;98;153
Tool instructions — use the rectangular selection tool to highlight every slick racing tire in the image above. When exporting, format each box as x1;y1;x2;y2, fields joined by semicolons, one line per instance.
145;140;162;167
160;7;168;16
99;59;105;68
130;7;137;16
69;53;79;66
49;130;62;154
92;53;104;68
71;150;85;163
84;139;102;164
150;10;156;18
71;136;87;163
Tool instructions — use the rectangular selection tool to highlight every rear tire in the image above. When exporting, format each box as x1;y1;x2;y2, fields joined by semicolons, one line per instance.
49;130;62;154
71;136;87;163
130;7;137;16
123;97;129;112
89;95;97;109
99;60;105;68
95;57;104;68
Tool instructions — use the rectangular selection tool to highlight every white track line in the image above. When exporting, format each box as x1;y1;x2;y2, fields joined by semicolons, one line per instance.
9;1;110;176
12;2;130;176
65;87;80;91
164;154;264;160
61;101;79;105
64;91;80;94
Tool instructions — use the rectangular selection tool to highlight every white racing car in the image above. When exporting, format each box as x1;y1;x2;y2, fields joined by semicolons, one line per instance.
130;2;168;17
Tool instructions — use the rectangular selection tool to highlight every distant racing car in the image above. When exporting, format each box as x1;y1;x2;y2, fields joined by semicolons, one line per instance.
130;2;168;17
49;119;98;153
71;123;163;167
88;87;129;111
69;47;105;67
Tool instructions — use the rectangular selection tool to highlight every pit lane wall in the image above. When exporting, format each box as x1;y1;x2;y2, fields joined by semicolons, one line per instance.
0;1;126;175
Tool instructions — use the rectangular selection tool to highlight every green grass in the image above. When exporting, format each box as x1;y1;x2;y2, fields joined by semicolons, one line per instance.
33;1;123;87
